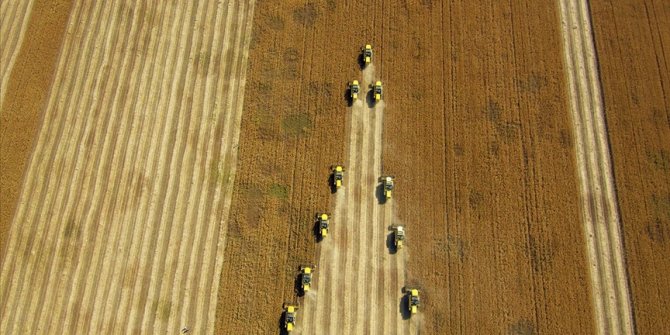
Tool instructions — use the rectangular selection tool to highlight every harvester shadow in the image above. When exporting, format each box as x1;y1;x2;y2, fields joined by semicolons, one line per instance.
386;231;397;255
399;293;412;320
328;174;337;194
294;273;305;297
343;86;353;107
375;183;386;204
313;219;324;243
357;53;366;70
278;312;289;335
365;89;376;108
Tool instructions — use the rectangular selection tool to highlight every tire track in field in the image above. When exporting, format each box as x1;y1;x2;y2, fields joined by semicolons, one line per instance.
0;0;35;105
0;0;255;333
301;63;409;334
558;1;634;334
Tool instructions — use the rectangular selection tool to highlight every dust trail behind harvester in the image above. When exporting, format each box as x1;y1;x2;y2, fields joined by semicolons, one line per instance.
300;62;410;334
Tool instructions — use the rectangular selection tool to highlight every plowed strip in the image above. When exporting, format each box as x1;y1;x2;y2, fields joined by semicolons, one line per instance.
558;0;634;334
0;0;255;333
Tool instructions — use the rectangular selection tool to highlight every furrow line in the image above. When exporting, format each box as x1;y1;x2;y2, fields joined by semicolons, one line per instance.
59;1;137;331
148;2;211;333
168;0;226;331
201;1;257;331
69;2;146;331
94;3;159;333
76;3;148;332
2;1;109;332
163;0;220;332
122;0;191;331
0;0;85;308
33;1;129;331
106;2;171;332
112;1;183;331
140;0;204;331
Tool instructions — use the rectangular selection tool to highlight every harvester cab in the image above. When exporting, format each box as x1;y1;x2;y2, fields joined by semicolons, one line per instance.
317;213;330;238
362;44;373;65
393;225;406;249
349;80;360;101
283;303;299;332
380;175;395;200
300;265;315;292
373;81;383;102
332;165;345;190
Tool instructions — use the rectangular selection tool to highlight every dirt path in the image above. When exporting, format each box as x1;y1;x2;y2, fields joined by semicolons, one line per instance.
0;1;254;333
300;63;411;334
558;0;634;334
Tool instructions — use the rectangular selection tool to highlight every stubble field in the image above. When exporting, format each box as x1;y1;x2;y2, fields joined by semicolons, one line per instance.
1;0;254;333
1;0;668;334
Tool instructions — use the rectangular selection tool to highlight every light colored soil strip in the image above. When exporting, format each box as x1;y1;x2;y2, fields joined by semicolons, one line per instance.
557;0;634;334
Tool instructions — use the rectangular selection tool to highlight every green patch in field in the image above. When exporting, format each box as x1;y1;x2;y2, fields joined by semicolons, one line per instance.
198;51;211;69
268;183;289;199
293;3;319;26
647;149;669;171
267;15;285;30
281;113;312;137
158;300;172;321
509;319;536;335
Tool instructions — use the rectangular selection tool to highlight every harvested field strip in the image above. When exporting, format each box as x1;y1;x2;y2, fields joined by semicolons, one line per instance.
558;0;634;334
589;0;670;333
301;64;411;334
0;0;34;104
0;0;73;258
0;0;254;333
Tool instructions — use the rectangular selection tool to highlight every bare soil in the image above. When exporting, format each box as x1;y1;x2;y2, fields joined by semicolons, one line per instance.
590;1;670;333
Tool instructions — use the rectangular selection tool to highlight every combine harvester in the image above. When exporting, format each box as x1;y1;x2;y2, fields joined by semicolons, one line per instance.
373;81;383;103
349;80;360;101
282;303;299;332
331;165;345;190
299;265;315;292
392;225;406;250
380;175;395;200
403;287;421;316
362;44;373;65
317;213;330;238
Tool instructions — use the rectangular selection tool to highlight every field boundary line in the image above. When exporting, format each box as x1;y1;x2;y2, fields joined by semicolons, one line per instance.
557;0;634;334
